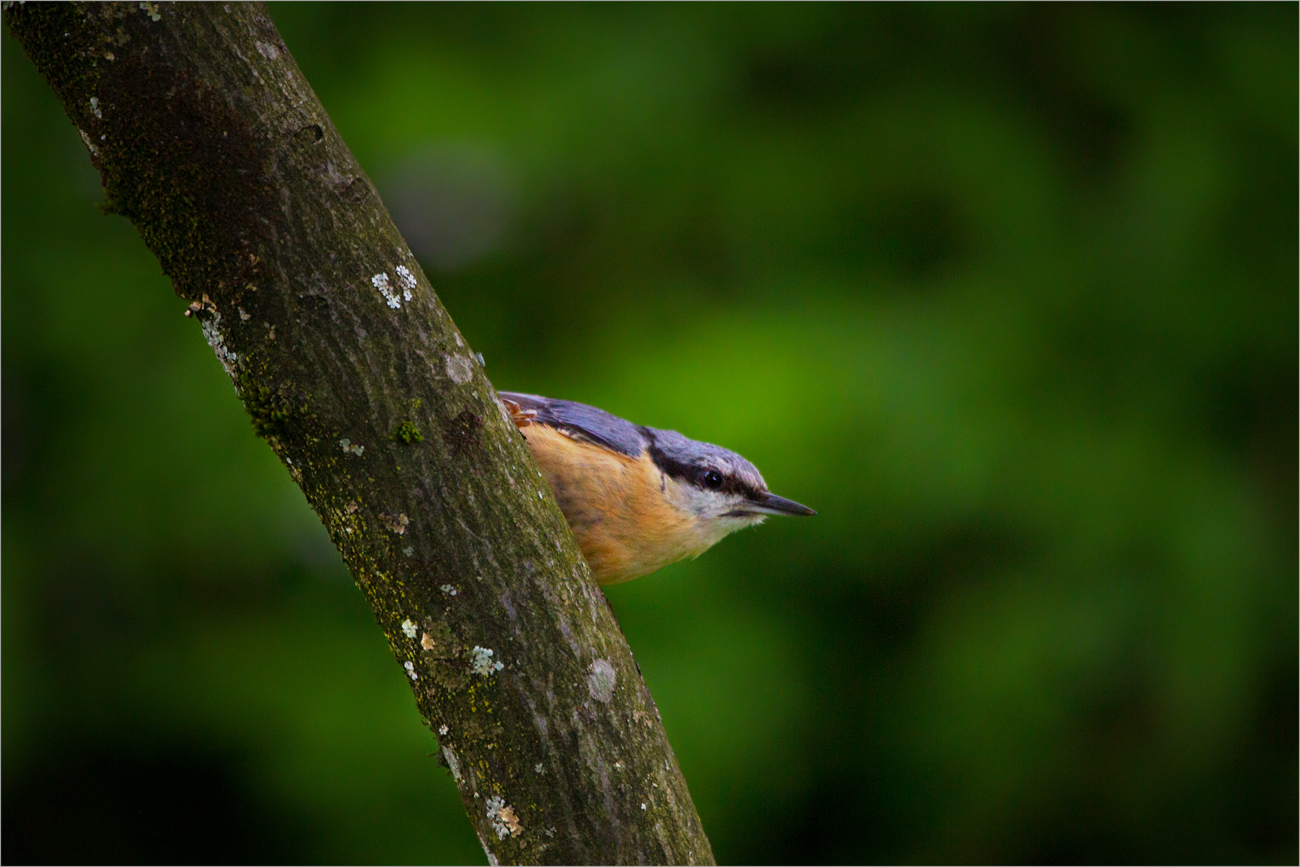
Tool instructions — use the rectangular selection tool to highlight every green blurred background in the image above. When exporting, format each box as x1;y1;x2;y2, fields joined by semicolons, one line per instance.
3;4;1295;863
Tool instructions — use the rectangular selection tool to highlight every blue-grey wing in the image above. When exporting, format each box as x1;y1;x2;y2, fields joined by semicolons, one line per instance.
498;392;647;458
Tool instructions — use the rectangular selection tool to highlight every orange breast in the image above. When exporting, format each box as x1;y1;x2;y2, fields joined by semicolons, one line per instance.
518;424;708;584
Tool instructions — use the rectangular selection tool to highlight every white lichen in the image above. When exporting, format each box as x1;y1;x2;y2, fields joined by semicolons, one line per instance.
403;660;418;682
439;724;449;736
470;646;504;677
372;272;401;309
442;745;462;782
255;40;279;59
586;658;616;703
89;97;102;118
485;796;522;839
484;796;504;822
78;129;99;157
338;438;364;456
440;584;458;596
395;265;416;301
400;618;417;638
200;313;238;381
444;353;474;384
238;307;251;321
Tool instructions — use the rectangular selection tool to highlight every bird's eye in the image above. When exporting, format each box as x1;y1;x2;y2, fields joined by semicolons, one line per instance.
701;469;724;490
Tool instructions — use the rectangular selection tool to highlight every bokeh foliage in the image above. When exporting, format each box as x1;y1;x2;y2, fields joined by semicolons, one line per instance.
3;4;1295;863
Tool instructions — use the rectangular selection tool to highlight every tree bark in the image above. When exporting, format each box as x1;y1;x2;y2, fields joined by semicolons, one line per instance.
3;3;714;864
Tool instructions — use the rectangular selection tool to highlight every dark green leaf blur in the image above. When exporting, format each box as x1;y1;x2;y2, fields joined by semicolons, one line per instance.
3;4;1295;863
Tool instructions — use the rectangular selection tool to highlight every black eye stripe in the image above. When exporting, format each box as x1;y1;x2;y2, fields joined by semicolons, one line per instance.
644;428;763;500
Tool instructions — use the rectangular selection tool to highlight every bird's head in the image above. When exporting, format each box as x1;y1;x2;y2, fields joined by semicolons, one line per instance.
645;427;815;545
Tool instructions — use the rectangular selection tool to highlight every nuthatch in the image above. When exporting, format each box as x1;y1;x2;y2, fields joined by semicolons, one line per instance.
500;392;815;585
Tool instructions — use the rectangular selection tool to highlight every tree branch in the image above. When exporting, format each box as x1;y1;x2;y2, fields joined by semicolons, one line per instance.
3;3;714;863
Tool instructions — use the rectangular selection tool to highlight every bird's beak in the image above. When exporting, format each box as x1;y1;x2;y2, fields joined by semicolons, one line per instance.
747;492;816;517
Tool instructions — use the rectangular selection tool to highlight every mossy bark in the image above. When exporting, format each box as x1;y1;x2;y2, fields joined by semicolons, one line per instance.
4;3;715;864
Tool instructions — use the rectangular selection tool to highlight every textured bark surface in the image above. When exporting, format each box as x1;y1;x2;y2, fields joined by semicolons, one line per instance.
4;3;714;864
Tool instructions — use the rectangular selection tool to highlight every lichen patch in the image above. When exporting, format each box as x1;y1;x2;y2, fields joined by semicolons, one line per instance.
372;272;402;308
486;796;523;839
470;646;504;677
78;129;100;157
442;745;463;782
380;512;409;535
200;314;238;381
587;658;616;703
444;353;474;384
400;618;418;638
395;265;416;301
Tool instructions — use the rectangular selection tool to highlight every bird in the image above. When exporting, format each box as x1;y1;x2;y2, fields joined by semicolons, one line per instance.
499;391;815;585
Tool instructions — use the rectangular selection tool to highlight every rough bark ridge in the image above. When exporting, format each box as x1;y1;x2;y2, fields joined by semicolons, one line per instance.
4;4;715;864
